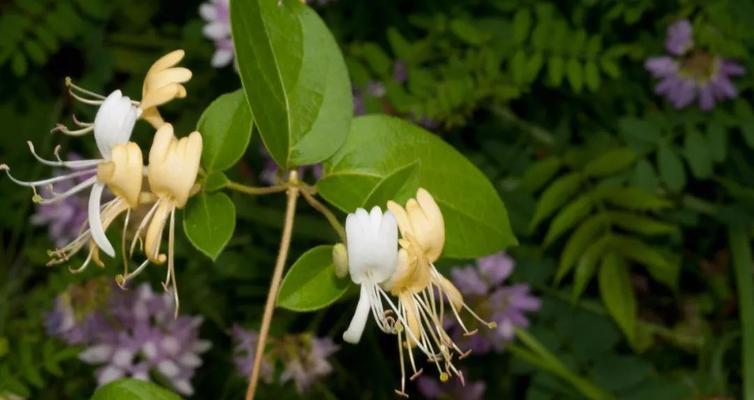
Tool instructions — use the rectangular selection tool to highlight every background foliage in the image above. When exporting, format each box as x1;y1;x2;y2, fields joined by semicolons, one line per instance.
1;0;754;399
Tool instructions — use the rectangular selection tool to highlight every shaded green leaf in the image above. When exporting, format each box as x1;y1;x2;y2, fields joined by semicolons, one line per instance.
610;235;679;289
609;211;678;236
683;131;712;179
599;253;637;344
278;245;349;312
197;90;253;173
566;59;583;92
91;379;180;400
572;235;610;300
557;214;609;284
520;157;562;192
183;192;236;260
513;9;532;44
544;194;593;246
583;147;637;177
658;146;686;191
529;172;583;231
599;187;672;210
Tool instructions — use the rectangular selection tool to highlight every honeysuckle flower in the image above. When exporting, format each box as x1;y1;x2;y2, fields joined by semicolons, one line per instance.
2;90;144;270
61;50;191;131
48;282;210;395
118;124;202;314
384;188;496;396
448;253;540;354
342;206;400;344
645;19;745;110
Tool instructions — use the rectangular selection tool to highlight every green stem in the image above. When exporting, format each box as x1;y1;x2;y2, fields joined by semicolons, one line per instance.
513;329;616;400
226;180;288;195
729;226;754;400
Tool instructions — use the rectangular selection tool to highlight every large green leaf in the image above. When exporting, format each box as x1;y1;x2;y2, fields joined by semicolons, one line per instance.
183;192;236;260
318;115;516;258
197;90;253;173
278;245;349;312
91;379;180;400
230;0;352;167
598;253;637;345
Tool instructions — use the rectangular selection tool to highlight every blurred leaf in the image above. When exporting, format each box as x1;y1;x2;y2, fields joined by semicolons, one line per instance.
231;0;352;167
319;115;516;258
450;19;489;45
572;235;610;300
610;235;679;289
183;192;236;260
599;253;637;343
609;212;677;236
707;120;727;162
657;146;687;191
529;172;583;231
278;245;349;312
91;379;180;400
203;171;229;192
599;187;672;210
619;117;660;145
683;131;712;179
513;9;532;44
520;157;562;192
557;214;609;284
584;61;600;91
566;59;583;92
583;148;637;177
544;194;593;246
197;90;253;173
631;159;658;191
547;56;565;85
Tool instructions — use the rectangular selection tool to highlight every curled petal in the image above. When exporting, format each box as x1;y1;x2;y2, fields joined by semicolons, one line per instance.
88;182;115;257
343;285;372;344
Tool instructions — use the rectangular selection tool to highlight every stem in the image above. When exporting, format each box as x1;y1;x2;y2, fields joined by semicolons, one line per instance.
245;180;300;400
300;189;346;242
729;226;754;400
513;329;615;400
226;180;287;196
489;105;555;146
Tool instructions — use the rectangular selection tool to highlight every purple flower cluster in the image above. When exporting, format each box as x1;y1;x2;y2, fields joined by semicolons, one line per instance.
46;281;210;395
645;20;745;111
417;372;486;400
31;153;91;247
231;325;338;393
448;252;541;354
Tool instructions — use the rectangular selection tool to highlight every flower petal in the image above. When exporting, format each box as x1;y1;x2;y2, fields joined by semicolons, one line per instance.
88;182;115;257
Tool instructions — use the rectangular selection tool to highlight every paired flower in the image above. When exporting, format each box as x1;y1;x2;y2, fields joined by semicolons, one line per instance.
341;188;495;397
2;50;202;314
645;19;745;110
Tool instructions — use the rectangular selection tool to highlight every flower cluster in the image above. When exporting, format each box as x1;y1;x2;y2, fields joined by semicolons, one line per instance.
46;281;210;395
231;325;339;393
339;188;501;397
1;50;203;314
645;19;745;111
448;252;541;354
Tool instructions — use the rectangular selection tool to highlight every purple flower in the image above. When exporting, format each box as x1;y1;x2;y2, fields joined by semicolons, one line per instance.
279;335;339;393
31;153;91;247
416;371;486;400
665;20;693;56
231;327;338;394
231;325;274;383
47;282;210;395
199;0;233;68
645;19;745;111
448;252;540;354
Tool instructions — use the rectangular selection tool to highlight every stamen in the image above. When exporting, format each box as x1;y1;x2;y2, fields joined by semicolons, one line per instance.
65;77;107;100
0;165;96;188
115;259;150;288
36;175;98;204
68;249;95;273
121;208;131;277
50;123;94;136
168;208;179;318
129;200;161;256
71;114;93;127
27;142;102;169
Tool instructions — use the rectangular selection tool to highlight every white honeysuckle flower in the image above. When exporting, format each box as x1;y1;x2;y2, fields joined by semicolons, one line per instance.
93;90;141;158
342;206;399;344
117;123;203;316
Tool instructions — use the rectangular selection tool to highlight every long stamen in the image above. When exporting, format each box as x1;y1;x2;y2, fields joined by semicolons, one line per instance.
68;249;95;273
116;259;150;288
121;208;131;278
0;165;96;188
51;123;94;136
27;142;102;169
395;328;409;398
168;208;179;318
72;114;93;127
65;77;107;100
36;175;97;204
129;200;161;256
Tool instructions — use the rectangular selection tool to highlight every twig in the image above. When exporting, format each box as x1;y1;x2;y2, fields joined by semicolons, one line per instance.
226;180;287;196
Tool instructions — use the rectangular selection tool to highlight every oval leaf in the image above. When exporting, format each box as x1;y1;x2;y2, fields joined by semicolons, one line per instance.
183;192;236;260
197;90;253;173
657;146;686;192
529;172;583;231
318;115;516;258
231;0;352;167
278;245;349;312
598;253;637;344
583;147;637;177
91;379;180;400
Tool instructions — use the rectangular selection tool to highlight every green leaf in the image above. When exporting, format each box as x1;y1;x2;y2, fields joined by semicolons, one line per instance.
520;157;562;192
583;147;637;177
600;57;620;78
610;235;679;289
319;115;516;258
91;379;180;400
599;187;672;210
543;194;593;246
529;172;583;231
183;192;236;260
547;56;565;86
450;19;489;45
197;90;253;173
512;9;532;44
231;0;352;167
525;52;544;82
278;245;349;312
609;211;677;236
572;235;610;300
599;253;637;343
584;61;600;91
203;171;229;192
557;214;609;284
657;146;687;191
631;159;658;191
707;121;727;163
618;117;661;145
683;131;712;179
566;59;583;92
511;50;527;84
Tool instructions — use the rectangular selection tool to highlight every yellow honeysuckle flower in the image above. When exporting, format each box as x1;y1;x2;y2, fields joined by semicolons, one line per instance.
382;188;496;397
118;123;202;315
